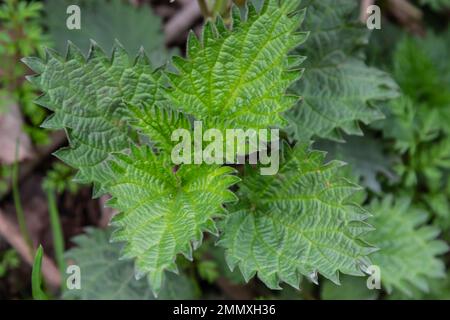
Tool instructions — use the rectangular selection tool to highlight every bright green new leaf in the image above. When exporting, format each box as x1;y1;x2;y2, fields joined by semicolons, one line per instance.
107;146;239;294
125;102;192;153
167;0;307;131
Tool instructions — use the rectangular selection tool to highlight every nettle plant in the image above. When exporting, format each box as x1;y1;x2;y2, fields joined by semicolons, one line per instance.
23;0;447;297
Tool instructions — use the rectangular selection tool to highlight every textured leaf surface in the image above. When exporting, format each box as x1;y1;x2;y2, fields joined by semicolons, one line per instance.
107;146;239;294
45;0;169;66
126;102;192;153
219;144;375;289
23;42;164;194
365;196;448;295
286;0;398;141
63;228;198;300
167;0;307;131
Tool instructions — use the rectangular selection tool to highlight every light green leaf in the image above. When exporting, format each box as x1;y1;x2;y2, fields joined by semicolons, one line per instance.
219;144;375;290
107;146;239;295
125;102;192;153
167;0;307;131
23;42;164;195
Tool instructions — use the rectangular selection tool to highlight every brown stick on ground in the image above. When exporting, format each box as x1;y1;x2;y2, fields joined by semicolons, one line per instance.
165;0;202;44
0;209;61;288
360;0;375;23
387;0;424;35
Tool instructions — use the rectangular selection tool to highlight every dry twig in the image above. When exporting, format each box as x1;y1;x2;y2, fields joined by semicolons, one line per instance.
165;0;202;44
360;0;375;23
387;0;424;35
0;209;61;288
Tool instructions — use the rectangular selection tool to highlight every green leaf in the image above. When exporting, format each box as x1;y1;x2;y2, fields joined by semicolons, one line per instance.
44;0;170;66
23;42;164;195
286;0;399;141
167;0;307;131
125;102;192;153
32;245;49;300
107;146;239;295
219;144;375;290
365;196;448;296
63;228;199;300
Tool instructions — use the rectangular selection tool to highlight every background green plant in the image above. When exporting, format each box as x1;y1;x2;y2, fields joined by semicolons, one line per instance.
0;0;49;144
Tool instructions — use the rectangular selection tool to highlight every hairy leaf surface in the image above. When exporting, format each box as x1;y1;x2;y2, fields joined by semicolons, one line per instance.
125;102;192;153
23;42;164;194
167;0;307;131
219;144;375;289
107;146;239;294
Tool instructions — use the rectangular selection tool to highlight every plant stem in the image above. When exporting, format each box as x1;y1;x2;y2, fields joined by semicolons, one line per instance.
46;189;65;277
12;140;33;257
